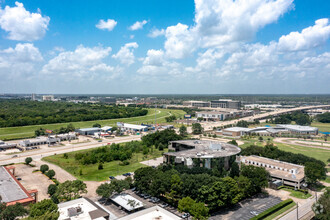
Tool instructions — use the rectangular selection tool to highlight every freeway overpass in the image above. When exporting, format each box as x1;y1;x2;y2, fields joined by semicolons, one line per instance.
202;105;330;131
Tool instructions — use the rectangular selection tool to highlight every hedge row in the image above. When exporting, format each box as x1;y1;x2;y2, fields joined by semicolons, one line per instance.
278;185;308;194
250;199;294;220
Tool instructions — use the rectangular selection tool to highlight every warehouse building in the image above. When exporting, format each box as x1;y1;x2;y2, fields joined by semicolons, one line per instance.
238;155;305;189
276;124;318;135
20;137;57;147
0;140;17;150
211;99;241;109
76;128;102;135
164;140;241;170
117;123;148;133
0;166;38;206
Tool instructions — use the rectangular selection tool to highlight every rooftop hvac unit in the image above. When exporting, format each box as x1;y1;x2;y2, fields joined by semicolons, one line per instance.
67;206;83;217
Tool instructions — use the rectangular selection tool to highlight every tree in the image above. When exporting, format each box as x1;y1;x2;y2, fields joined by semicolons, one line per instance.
236;120;249;128
98;163;103;170
93;123;101;128
0;203;28;220
111;126;118;132
295;114;311;126
229;162;240;178
258;136;263;142
66;124;75;132
179;125;188;137
228;140;238;146
48;184;57;196
96;179;130;199
29;199;58;219
25;157;33;165
197;117;204;122
313;187;329;220
55;180;87;202
40;164;49;174
240;165;269;194
178;197;195;213
305;162;326;185
316;112;330;123
192;123;203;134
46;170;56;179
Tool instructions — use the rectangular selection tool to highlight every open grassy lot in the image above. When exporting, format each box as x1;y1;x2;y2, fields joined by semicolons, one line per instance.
311;122;330;132
281;188;311;199
0;108;185;140
240;138;330;163
42;145;167;181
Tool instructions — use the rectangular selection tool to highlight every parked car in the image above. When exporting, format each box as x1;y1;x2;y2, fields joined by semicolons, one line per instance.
123;173;131;177
181;213;190;219
131;187;136;191
12;155;18;158
144;194;151;199
250;211;258;216
109;176;115;180
160;203;169;208
17;177;22;181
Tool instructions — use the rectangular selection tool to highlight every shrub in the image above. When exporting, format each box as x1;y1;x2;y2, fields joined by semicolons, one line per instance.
63;153;68;159
40;164;49;173
119;160;130;166
48;184;58;196
46;170;56;179
250;199;293;220
25;157;33;165
98;163;104;170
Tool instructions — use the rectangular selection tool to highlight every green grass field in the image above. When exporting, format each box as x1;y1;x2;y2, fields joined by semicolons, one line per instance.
0;108;185;140
281;188;311;199
43;145;167;181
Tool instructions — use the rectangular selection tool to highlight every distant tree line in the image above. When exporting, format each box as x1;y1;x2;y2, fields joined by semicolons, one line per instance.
0;100;148;127
315;112;330;123
269;111;311;125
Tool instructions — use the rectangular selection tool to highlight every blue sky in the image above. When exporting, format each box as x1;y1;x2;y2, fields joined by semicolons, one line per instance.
0;0;329;94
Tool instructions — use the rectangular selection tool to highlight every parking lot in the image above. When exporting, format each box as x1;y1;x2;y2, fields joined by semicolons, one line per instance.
13;164;54;201
210;194;282;220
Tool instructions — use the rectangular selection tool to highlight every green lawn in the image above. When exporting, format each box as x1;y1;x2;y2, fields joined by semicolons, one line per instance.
0;108;185;140
311;122;330;132
42;145;166;181
263;202;296;220
281;188;311;199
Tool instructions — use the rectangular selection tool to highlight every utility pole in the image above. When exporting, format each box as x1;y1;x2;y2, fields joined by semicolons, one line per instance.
296;203;298;220
155;104;157;126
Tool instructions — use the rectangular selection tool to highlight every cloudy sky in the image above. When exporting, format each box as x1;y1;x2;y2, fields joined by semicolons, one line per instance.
0;0;329;94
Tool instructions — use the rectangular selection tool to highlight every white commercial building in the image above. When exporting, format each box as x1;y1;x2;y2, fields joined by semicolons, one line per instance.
110;193;144;212
42;95;54;101
119;205;182;220
118;123;148;133
58;197;111;220
276;124;318;135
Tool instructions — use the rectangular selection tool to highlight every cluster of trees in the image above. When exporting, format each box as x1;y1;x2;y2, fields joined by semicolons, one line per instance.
192;123;203;134
316;112;330;123
48;180;87;203
141;129;182;148
236;119;260;128
73;142;142;165
270;111;311;125
96;178;133;199
241;144;326;184
133;164;269;218
0;100;148;127
35;124;75;136
313;187;329;220
40;164;56;179
0;198;59;220
165;115;177;122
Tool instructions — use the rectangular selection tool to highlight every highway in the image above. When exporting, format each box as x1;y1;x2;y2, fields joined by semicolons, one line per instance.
0;135;141;166
202;105;330;131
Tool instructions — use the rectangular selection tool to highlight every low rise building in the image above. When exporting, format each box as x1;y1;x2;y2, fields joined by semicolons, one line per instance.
20;137;56;147
0;166;37;206
276;124;318;135
182;100;210;107
110;193;144;212
42;95;54;101
219;127;252;137
58;197;111;220
211;99;241;109
76;128;102;135
118;123;148;133
238;155;305;189
0;140;17;150
119;205;182;220
196;110;253;121
164;140;241;170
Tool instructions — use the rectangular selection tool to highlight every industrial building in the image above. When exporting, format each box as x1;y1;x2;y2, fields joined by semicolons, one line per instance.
119;206;182;220
19;133;77;147
182;100;210;107
0;166;38;206
58;197;110;220
276;124;318;135
117;123;148;133
76;128;102;135
164;140;241;170
210;99;241;109
238;155;305;189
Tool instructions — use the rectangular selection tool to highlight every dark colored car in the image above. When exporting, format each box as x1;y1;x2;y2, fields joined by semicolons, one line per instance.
109;176;115;180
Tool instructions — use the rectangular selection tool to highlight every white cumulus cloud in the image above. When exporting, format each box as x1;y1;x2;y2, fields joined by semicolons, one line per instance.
96;19;117;31
0;2;50;41
112;42;138;65
129;20;147;31
148;28;165;38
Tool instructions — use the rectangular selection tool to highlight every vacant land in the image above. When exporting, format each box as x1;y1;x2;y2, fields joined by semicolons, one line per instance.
281;188;311;199
0;108;185;140
311;122;330;132
43;145;167;181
